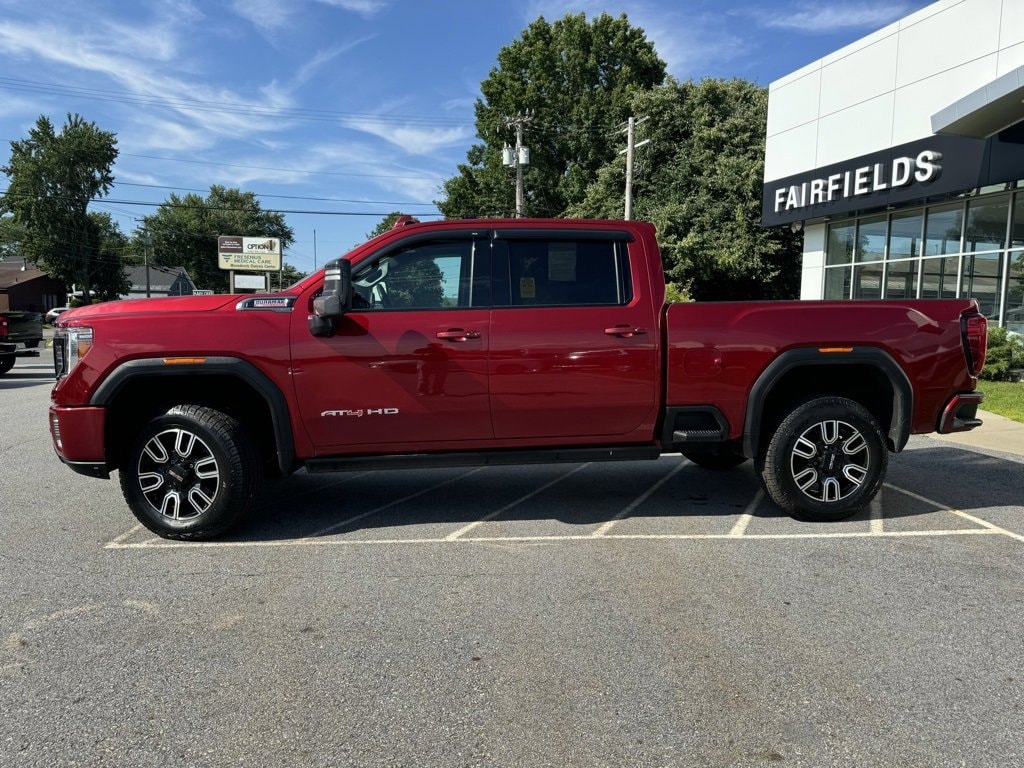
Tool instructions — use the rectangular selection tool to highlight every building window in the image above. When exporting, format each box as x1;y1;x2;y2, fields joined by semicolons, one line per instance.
820;184;1024;327
856;215;887;262
888;210;923;259
924;203;963;256
826;221;855;265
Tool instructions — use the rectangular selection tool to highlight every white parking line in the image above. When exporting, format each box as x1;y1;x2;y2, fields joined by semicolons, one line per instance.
727;490;765;537
106;528;1004;549
445;464;590;540
310;467;485;537
103;480;1022;550
592;462;688;537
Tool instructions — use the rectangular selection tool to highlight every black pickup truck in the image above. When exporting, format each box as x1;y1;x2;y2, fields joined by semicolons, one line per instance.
0;310;43;375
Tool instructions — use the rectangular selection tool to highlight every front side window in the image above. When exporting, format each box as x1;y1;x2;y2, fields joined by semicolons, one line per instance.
352;240;478;310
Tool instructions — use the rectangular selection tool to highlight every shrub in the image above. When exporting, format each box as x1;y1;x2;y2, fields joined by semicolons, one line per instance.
980;326;1024;381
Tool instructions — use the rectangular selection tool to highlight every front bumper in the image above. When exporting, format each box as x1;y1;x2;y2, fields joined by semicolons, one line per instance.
49;405;110;478
937;392;984;434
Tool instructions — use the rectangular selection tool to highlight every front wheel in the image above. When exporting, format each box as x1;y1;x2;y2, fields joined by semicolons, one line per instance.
759;397;887;522
120;405;261;540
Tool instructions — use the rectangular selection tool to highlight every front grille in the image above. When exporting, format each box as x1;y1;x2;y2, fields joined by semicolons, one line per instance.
52;335;67;379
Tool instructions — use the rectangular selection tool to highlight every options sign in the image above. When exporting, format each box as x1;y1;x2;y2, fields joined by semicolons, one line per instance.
218;236;282;271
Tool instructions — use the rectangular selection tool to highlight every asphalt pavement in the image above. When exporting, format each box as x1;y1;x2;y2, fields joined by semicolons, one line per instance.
2;353;1023;768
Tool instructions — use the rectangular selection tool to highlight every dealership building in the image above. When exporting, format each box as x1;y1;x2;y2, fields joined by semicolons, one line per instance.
762;0;1024;331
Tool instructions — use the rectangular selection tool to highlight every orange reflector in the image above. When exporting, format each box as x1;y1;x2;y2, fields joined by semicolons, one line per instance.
818;347;853;353
162;357;207;365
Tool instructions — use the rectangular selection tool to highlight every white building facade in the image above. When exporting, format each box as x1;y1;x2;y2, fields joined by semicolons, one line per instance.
762;0;1024;331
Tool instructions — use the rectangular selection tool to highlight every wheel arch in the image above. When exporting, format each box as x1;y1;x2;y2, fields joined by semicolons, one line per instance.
91;357;296;476
742;347;912;459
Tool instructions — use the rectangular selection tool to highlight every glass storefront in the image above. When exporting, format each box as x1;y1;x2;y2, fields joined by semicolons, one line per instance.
822;183;1023;329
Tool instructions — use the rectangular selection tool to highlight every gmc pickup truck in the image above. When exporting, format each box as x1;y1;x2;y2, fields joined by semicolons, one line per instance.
1;310;43;375
49;218;987;539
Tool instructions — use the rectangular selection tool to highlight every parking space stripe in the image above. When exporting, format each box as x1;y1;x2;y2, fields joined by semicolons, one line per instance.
445;464;590;540
949;510;1024;543
106;527;1004;549
869;497;883;534
727;490;764;537
105;524;144;548
592;462;688;537
310;467;485;537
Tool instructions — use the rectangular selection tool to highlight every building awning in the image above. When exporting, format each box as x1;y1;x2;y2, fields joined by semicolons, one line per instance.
931;65;1024;139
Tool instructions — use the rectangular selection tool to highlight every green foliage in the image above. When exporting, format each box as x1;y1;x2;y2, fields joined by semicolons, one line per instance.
572;78;802;301
979;380;1024;422
87;211;130;300
664;282;691;303
139;185;294;292
437;12;665;219
0;215;25;262
0;113;121;301
367;212;404;239
980;326;1024;382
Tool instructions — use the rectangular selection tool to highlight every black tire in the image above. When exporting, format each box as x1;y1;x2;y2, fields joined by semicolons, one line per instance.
120;405;261;540
0;356;14;375
759;396;887;522
682;448;748;470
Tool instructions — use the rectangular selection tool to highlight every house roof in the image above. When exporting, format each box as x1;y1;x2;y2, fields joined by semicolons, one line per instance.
124;265;194;292
0;263;52;291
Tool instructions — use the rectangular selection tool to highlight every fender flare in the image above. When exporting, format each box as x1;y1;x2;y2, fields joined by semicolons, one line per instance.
741;347;913;458
90;357;296;474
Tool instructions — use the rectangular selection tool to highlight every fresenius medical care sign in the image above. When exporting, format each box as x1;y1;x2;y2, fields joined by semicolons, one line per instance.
218;236;282;271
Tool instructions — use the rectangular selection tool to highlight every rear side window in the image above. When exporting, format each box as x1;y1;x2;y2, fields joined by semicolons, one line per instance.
495;239;632;307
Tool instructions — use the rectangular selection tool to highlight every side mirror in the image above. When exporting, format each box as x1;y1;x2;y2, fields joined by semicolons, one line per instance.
309;259;352;337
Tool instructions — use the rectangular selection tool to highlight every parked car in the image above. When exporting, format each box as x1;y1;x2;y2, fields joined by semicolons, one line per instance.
45;307;72;324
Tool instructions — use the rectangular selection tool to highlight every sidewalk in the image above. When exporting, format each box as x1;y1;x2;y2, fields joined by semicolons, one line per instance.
930;409;1024;457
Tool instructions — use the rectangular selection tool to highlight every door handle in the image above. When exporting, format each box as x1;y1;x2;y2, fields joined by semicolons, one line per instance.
604;325;647;338
436;329;481;342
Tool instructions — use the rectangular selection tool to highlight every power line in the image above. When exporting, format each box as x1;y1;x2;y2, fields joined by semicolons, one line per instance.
114;181;437;207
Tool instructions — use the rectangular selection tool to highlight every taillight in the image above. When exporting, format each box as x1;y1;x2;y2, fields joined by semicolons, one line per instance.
0;315;7;338
962;313;987;378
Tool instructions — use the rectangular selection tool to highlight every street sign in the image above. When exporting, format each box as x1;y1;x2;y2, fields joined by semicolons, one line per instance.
234;274;267;291
217;236;282;271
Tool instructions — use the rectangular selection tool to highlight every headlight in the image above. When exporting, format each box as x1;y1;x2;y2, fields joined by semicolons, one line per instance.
56;326;93;378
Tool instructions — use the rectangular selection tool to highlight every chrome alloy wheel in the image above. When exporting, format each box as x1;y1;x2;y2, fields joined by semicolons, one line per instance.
788;419;870;504
136;428;221;520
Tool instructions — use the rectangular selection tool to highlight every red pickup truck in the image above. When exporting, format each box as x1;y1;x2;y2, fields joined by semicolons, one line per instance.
49;218;987;539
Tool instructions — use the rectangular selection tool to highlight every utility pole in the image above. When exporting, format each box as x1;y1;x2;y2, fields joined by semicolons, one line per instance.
619;116;650;220
503;112;533;217
136;222;153;298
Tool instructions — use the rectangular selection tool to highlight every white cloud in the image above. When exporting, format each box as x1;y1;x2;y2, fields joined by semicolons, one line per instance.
754;3;913;32
230;0;294;31
314;0;388;17
341;119;472;155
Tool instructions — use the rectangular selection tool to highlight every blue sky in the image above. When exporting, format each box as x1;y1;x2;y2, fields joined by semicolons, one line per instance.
0;0;934;276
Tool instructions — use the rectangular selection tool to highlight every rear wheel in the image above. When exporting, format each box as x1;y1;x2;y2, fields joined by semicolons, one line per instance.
0;357;15;375
120;405;260;540
759;397;887;522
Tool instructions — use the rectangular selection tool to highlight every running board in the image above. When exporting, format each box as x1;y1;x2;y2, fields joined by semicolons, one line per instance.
305;445;661;473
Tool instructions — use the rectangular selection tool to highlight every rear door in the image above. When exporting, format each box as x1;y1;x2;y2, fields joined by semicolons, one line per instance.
291;231;493;453
488;229;660;441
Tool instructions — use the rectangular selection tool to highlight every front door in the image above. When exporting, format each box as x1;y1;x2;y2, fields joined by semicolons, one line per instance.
292;234;492;453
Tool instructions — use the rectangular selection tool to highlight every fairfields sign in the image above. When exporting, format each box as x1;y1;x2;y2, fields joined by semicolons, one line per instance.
771;150;942;214
761;132;1024;227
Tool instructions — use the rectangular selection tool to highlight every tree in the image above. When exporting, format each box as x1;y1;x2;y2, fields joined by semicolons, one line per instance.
571;78;802;300
139;185;294;292
0;114;119;301
437;13;665;219
86;211;130;300
0;216;24;262
367;212;404;239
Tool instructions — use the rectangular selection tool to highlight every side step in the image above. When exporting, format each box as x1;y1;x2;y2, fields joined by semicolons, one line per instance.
306;445;661;473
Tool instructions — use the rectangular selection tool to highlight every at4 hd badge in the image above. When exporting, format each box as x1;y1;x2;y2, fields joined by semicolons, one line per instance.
321;408;400;418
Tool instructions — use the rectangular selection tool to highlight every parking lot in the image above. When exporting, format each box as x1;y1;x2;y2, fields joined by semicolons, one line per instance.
3;354;1024;767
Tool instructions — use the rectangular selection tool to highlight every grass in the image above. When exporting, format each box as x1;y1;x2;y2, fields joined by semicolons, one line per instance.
980;380;1024;423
